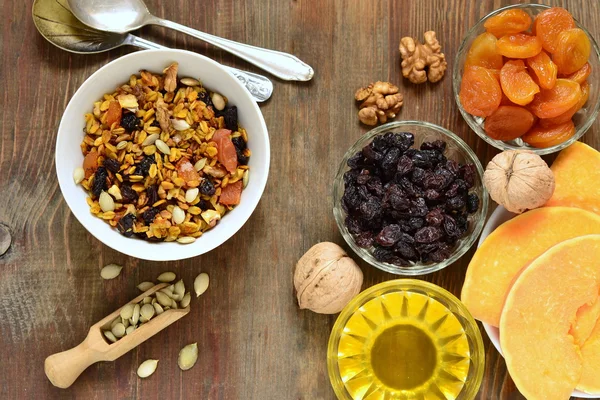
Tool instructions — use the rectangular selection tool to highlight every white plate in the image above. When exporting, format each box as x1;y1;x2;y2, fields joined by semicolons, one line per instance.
479;206;598;399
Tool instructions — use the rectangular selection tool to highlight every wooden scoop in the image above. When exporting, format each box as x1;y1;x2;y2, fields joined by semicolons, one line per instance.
45;283;189;388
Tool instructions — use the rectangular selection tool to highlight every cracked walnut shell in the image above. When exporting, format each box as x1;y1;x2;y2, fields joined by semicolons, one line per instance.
355;81;404;126
294;242;363;314
399;31;447;84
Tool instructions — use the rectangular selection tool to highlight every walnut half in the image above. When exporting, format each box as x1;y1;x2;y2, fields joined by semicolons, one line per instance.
354;81;404;126
399;31;447;84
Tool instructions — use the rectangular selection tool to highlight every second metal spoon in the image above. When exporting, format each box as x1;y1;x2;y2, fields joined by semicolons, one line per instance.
32;0;273;102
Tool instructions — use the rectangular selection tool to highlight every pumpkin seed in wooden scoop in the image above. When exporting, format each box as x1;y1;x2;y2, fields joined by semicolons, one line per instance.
140;304;155;321
100;264;122;280
180;293;191;308
137;359;159;378
178;343;198;371
120;303;135;320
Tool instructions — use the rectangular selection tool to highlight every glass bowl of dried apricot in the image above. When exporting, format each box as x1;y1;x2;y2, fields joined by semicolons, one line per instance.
453;4;600;155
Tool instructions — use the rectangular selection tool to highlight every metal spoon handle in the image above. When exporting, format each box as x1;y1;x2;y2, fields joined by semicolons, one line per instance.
150;18;314;81
124;35;273;102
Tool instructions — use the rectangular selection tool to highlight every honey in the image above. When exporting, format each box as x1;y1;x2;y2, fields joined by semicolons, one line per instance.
333;286;476;400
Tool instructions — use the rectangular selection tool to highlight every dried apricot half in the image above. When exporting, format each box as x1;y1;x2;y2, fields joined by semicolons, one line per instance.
528;79;581;118
484;9;532;38
540;81;589;127
484;105;536;141
534;7;576;53
459;66;502;117
553;28;591;75
561;62;591;84
465;32;504;70
496;34;543;59
526;51;557;90
522;120;575;148
106;101;122;128
500;60;540;106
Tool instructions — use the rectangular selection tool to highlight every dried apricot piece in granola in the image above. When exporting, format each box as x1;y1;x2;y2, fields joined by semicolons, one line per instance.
500;60;540;105
484;105;536;141
496;34;543;58
553;28;591;75
212;128;232;142
534;7;576;53
106;101;122;128
540;81;589;127
176;158;201;186
219;181;243;206
522;120;575;148
465;32;504;70
526;51;558;90
529;79;581;118
83;149;99;178
216;137;238;174
484;9;532;38
561;62;591;84
459;66;502;117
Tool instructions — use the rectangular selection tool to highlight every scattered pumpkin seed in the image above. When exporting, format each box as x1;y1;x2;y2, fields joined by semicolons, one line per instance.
157;272;176;283
120;303;135;320
131;303;141;325
174;280;185;296
137;281;155;291
112;323;126;338
140;304;155;320
180;77;200;86
141;133;159;147
155;291;172;307
180;292;191;308
99;191;115;212
137;359;159;378
103;330;117;343
100;264;122;280
178;343;199;371
155;139;171;155
73;167;85;184
194;273;210;297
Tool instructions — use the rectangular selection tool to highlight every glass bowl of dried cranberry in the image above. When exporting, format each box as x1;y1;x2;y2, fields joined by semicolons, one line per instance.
333;121;488;275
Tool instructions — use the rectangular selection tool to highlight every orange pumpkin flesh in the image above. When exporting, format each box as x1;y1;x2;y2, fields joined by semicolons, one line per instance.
461;207;600;327
579;319;600;393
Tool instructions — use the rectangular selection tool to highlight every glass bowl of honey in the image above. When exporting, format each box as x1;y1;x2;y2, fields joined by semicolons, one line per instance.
327;279;484;400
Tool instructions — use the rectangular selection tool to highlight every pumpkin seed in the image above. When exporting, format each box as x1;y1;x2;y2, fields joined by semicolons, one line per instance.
121;318;130;328
156;291;172;307
180;292;191;308
141;133;159;147
172;206;185;225
194;273;209;297
142;297;152;305
155;139;171;155
73;167;85;184
139;315;148;324
103;330;117;343
210;93;226;111
194;158;207;171
99;191;115;212
174;279;185;296
112;323;126;338
178;343;199;371
141;304;155;320
137;359;159;378
131;303;141;325
110;318;120;330
120;303;135;320
171;118;191;131
171;293;183;302
153;302;164;315
157;272;176;283
177;236;195;244
160;288;174;297
185;188;199;203
180;77;200;86
100;264;122;280
171;299;178;309
125;326;135;335
137;281;154;291
243;170;249;188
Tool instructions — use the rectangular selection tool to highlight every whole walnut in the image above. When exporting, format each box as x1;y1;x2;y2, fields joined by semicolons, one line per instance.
399;31;447;84
294;242;363;314
355;81;404;126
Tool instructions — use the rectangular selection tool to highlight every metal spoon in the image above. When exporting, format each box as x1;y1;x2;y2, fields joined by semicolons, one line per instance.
66;0;314;81
32;0;273;102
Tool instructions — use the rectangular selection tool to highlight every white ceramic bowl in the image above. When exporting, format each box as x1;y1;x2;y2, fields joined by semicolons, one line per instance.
55;50;270;261
480;206;598;399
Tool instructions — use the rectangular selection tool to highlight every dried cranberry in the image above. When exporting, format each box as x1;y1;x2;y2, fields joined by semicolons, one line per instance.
359;197;382;220
381;147;401;173
424;189;441;202
121;185;138;202
426;208;444;226
466;193;480;213
199;179;216;196
362;145;383;163
420;140;446;152
103;158;121;174
236;148;249;165
460;164;476;188
146;185;159;206
355;231;374;248
138;155;155;176
376;224;404;247
344;170;359;186
443;214;460;237
91;167;108;198
347;152;365;169
446;195;466;211
142;207;160;225
430;243;452;262
399;177;422;198
116;213;136;237
396;155;414;176
197;90;212;107
445;159;460;176
415;226;443;243
395;241;417;260
409;198;428;217
217;105;238;131
356;170;371;185
346;216;363;235
121;113;141;131
231;136;247;151
411;167;426;186
407;217;424;231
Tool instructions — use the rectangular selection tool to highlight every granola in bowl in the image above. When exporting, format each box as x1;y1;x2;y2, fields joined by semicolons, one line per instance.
74;62;251;244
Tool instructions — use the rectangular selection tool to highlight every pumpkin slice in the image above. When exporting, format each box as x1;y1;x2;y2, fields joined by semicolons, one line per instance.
545;141;600;214
500;235;600;400
579;318;600;393
461;207;600;327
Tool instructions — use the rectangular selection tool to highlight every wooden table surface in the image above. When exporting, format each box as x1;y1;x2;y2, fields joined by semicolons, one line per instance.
2;0;599;398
